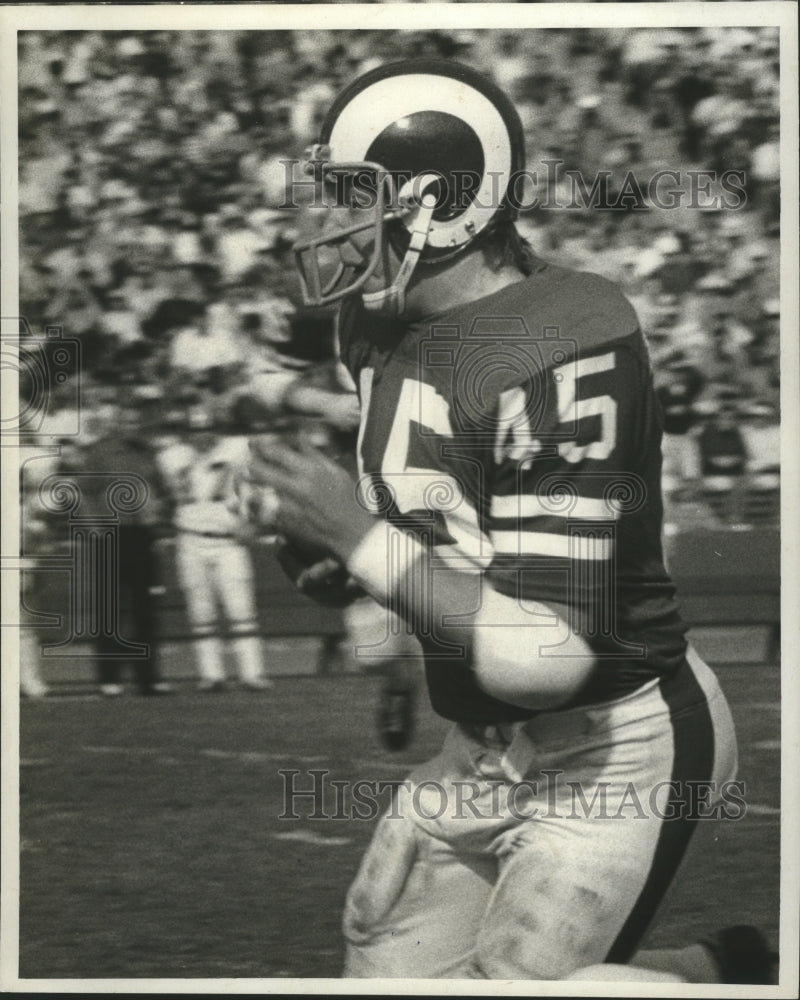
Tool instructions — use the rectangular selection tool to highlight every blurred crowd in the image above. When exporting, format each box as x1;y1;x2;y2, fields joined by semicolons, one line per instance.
19;28;780;532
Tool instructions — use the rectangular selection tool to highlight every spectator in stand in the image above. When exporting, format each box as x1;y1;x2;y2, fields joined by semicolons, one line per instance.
243;278;295;337
101;291;144;348
632;231;682;282
169;305;247;379
58;284;105;366
288;62;336;140
669;44;717;160
749;124;780;231
16;26;781;532
214;203;266;283
170;212;205;267
118;263;172;330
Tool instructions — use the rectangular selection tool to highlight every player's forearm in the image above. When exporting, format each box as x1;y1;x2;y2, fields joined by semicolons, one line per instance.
346;522;596;710
285;385;360;430
284;384;337;416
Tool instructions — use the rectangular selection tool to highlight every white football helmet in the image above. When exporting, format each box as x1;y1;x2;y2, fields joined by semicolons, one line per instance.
293;59;526;315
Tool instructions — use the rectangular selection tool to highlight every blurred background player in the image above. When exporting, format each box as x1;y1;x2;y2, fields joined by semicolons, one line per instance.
19;455;54;699
68;397;172;697
19;627;49;700
256;308;423;750
342;594;421;752
157;425;272;691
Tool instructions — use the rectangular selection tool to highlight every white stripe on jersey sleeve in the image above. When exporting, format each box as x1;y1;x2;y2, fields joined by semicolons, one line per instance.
491;494;619;521
492;531;613;560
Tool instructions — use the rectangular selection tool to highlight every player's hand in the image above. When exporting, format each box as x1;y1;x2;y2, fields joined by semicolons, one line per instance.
230;464;280;533
247;438;376;563
276;536;364;607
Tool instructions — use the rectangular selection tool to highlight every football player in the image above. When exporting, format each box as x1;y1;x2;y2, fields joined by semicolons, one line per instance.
158;428;272;691
247;60;771;982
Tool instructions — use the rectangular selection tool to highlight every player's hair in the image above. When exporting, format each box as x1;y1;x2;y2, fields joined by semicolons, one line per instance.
482;220;545;277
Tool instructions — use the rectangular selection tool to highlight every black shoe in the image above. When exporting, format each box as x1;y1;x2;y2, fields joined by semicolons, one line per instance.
377;682;416;752
701;925;777;984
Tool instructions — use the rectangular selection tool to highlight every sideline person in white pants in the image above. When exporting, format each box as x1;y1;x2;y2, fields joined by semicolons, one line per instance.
158;430;271;690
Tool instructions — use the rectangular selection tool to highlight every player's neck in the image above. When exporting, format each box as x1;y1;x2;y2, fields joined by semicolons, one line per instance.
402;253;526;321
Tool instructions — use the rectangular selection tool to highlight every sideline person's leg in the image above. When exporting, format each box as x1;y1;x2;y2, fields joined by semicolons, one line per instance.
177;538;225;686
217;542;268;687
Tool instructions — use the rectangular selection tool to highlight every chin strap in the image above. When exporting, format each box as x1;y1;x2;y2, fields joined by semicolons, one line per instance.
361;178;439;315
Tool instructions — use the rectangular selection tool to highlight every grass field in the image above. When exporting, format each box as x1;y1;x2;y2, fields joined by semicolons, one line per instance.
19;662;780;981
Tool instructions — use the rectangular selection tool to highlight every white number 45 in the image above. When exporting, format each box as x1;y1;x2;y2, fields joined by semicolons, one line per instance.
556;352;617;463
